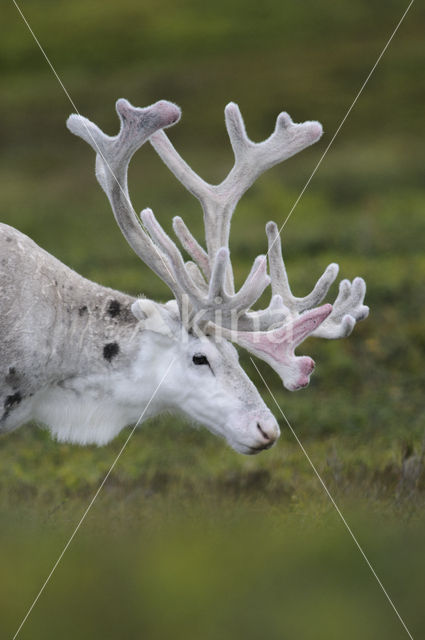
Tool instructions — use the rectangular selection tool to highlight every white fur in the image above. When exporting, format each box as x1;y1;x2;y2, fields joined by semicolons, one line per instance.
13;307;280;454
0;222;279;455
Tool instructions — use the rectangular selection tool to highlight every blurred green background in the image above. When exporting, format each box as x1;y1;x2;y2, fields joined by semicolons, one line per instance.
1;0;424;638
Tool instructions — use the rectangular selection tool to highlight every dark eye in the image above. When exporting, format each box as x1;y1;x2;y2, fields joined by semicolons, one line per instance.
192;353;209;366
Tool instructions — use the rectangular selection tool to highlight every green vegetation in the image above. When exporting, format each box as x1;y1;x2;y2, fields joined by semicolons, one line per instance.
1;0;424;638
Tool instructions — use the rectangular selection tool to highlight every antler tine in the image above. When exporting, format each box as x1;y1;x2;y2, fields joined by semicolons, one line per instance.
207;248;232;303
141;210;273;330
184;261;208;292
151;104;323;297
213;104;323;251
231;256;270;309
67;99;182;297
312;277;369;339
140;208;206;311
149;130;227;284
222;103;323;203
68;99;180;197
149;128;230;288
149;128;212;203
265;220;369;339
266;221;339;314
172;216;211;280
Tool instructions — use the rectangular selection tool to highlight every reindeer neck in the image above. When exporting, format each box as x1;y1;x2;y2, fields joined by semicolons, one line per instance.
1;225;170;440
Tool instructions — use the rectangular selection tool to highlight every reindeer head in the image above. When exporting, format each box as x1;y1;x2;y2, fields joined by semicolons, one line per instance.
130;298;279;454
67;97;368;454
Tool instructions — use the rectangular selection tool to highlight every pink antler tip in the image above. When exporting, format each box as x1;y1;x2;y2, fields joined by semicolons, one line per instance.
153;100;181;125
320;303;333;318
115;98;131;113
140;208;154;223
287;356;316;391
306;121;323;142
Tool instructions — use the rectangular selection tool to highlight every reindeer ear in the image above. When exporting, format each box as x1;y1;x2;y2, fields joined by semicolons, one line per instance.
131;299;175;337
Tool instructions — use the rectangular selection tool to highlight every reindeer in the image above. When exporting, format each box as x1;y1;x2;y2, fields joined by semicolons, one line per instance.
0;98;368;454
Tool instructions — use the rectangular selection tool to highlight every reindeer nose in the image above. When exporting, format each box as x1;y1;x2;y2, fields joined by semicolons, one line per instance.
256;421;280;445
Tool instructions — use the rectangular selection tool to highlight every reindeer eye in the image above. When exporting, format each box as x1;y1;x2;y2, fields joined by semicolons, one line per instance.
192;353;209;366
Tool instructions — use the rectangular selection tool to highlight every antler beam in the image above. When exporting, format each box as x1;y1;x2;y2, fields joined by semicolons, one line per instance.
68;97;368;391
67;99;182;299
67;99;275;328
150;103;323;292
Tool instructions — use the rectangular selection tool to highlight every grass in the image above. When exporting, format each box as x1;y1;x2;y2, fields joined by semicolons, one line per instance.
1;0;424;638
